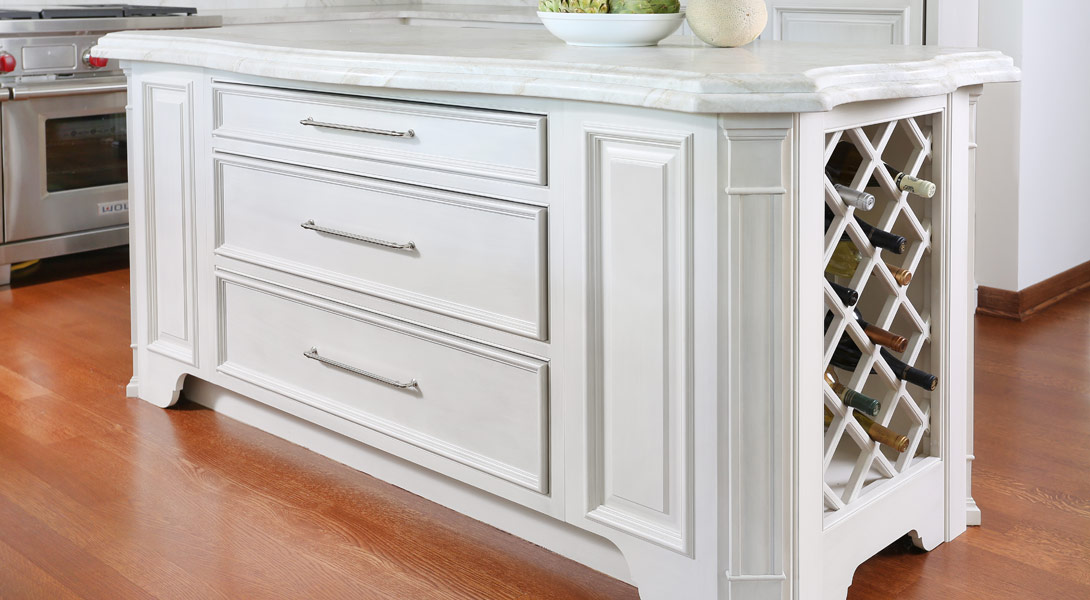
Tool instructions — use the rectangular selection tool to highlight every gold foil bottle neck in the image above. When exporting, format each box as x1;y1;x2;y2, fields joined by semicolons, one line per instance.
885;263;913;286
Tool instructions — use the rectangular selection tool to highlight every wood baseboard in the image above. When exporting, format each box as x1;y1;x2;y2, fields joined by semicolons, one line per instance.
977;260;1090;320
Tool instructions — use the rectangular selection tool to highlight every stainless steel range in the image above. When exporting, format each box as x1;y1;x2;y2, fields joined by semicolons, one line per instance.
0;5;219;285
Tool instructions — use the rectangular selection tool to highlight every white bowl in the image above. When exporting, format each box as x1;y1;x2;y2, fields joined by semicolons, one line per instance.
537;12;685;47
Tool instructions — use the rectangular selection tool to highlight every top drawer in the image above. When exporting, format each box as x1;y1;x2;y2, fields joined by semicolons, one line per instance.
212;82;547;186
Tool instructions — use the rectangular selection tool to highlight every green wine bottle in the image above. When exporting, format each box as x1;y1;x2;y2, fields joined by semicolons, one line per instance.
824;369;880;416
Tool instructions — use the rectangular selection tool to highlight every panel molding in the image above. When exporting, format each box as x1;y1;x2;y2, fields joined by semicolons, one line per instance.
211;154;549;340
143;78;199;366
584;124;694;555
211;82;548;186
214;270;550;494
766;1;923;46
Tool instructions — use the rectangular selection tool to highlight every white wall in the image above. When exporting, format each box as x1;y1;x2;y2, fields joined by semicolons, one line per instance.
1014;1;1090;288
976;0;1090;290
974;0;1022;291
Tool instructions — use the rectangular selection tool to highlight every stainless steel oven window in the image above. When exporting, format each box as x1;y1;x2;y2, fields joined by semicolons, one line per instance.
45;112;127;193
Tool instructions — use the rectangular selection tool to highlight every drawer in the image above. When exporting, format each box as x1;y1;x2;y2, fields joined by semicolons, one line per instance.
215;156;548;339
218;275;550;493
212;82;547;186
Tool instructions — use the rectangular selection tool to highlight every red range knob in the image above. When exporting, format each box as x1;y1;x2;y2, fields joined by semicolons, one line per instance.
0;52;15;73
82;48;108;69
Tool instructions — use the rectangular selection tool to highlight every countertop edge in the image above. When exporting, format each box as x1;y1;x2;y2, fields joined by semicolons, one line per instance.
209;5;543;26
95;29;1021;114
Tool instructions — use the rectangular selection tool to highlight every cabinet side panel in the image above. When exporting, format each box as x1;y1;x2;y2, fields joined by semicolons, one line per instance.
585;125;693;555
143;79;198;366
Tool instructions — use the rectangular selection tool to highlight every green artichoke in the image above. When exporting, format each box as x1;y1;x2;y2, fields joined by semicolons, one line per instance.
539;0;609;13
608;0;680;13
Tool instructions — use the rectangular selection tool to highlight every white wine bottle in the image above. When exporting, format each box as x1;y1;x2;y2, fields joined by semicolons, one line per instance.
824;406;909;453
826;240;912;286
826;141;936;199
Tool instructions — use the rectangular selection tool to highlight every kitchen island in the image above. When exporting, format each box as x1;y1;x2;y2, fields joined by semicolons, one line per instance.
96;22;1017;600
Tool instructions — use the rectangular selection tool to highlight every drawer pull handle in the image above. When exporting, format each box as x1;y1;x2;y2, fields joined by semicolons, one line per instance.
304;347;419;389
300;220;416;251
300;117;415;138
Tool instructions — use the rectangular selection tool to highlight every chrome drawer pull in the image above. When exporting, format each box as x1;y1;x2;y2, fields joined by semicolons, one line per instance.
304;347;419;389
300;220;416;251
299;117;415;138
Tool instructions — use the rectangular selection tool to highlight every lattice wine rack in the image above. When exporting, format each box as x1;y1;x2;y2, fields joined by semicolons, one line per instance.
821;111;941;520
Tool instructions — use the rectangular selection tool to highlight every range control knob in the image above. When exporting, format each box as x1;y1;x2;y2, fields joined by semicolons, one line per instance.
82;48;108;68
0;52;15;73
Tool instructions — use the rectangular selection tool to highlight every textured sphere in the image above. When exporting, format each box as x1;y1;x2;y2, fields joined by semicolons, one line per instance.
686;0;767;48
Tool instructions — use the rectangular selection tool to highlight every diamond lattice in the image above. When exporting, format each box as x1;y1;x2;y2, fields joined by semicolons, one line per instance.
822;114;938;516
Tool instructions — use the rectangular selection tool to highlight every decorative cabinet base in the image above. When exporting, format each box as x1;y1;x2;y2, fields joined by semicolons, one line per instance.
125;63;985;600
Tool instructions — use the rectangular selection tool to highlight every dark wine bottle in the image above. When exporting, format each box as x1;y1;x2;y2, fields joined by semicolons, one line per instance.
826;141;936;199
824;369;880;416
825;205;906;254
830;281;858;306
830;336;938;391
824;406;909;453
824;309;909;353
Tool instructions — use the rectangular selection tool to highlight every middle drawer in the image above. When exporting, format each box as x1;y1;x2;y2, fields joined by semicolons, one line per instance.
215;156;548;339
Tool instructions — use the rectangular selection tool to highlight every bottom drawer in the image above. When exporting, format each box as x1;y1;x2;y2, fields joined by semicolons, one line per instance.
217;274;549;493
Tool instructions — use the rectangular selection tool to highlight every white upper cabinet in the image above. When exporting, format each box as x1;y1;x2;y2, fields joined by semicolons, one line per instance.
762;0;925;45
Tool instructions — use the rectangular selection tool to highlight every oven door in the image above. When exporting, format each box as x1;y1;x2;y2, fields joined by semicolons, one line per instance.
2;77;128;243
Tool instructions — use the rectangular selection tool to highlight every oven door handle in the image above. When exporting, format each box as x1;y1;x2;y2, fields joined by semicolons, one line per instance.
10;78;127;100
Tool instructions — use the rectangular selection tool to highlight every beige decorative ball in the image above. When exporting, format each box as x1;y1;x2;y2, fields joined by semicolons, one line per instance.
686;0;767;48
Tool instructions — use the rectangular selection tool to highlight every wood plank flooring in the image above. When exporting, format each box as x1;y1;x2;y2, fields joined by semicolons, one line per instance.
2;248;1089;599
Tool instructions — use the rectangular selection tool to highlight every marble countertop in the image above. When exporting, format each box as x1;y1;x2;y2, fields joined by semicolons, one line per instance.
96;20;1020;113
208;4;539;26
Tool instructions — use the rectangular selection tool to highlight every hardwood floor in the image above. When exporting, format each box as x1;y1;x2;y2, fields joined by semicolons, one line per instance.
2;248;1089;599
850;284;1090;600
0;249;637;600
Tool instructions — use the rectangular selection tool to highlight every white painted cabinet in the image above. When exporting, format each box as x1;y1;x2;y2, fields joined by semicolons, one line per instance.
108;24;1015;600
762;0;924;44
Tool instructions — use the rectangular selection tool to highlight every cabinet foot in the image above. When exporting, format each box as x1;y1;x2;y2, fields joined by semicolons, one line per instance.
610;539;721;600
140;371;188;408
0;264;9;287
909;522;944;552
824;569;854;600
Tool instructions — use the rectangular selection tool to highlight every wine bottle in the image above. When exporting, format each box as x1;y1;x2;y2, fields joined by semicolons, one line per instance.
830;281;858;306
824;369;880;416
826;240;912;286
826;141;936;199
833;184;875;211
825;205;906;254
824;406;909;453
824;309;908;353
830;336;938;391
